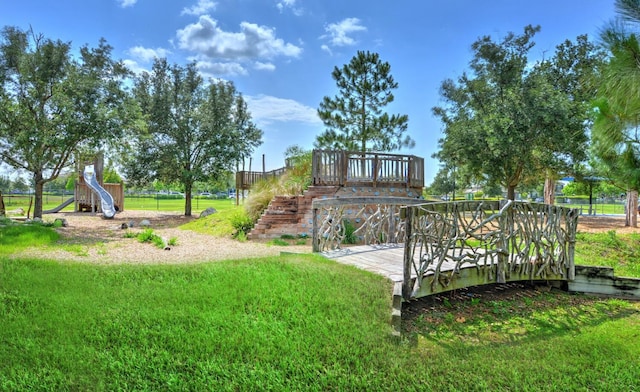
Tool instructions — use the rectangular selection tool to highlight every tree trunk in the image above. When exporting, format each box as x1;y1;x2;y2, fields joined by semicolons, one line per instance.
33;172;45;219
0;190;5;217
184;182;192;217
544;177;555;205
506;185;516;201
626;190;638;227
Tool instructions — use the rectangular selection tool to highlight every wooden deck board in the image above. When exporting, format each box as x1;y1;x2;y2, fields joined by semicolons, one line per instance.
322;243;481;283
322;244;407;282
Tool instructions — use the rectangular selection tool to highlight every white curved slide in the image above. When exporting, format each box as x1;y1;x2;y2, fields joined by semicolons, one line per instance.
83;165;116;218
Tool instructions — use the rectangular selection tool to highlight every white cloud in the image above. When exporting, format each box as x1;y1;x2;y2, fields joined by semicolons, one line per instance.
118;0;137;8
245;94;322;125
254;61;276;71
128;46;171;62
196;60;247;77
322;17;367;47
320;44;332;55
122;59;148;75
176;15;302;60
276;0;303;16
181;0;217;16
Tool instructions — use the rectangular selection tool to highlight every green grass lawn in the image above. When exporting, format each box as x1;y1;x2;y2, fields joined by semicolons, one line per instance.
2;194;238;215
0;220;639;390
1;193;630;216
574;231;640;277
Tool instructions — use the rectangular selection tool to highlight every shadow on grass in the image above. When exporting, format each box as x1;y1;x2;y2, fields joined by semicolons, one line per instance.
402;282;639;346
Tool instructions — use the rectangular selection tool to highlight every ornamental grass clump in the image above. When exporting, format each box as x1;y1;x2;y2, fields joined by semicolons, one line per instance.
244;150;312;224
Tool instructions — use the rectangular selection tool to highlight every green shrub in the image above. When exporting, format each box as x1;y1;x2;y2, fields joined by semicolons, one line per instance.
123;230;137;238
235;230;248;242
135;228;173;249
152;235;166;249
230;210;253;239
137;228;156;243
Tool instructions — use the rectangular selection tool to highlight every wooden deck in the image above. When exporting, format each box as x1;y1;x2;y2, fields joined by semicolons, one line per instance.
322;244;408;282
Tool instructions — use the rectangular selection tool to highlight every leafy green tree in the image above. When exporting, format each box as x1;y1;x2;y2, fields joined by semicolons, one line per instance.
43;174;70;193
316;50;413;153
0;26;137;217
0;175;10;192
535;35;605;203
426;166;456;199
125;59;262;216
433;25;602;200
103;165;122;183
11;176;29;193
65;175;76;192
591;0;640;226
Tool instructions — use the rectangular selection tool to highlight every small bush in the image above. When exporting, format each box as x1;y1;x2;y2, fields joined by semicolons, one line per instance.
152;235;166;249
123;230;137;239
135;228;171;249
235;230;247;242
230;210;253;239
168;237;178;246
137;228;156;243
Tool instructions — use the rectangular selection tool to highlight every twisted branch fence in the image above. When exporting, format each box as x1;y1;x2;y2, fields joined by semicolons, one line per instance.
313;198;579;299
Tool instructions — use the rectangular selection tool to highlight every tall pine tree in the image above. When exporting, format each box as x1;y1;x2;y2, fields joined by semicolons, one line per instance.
316;51;413;153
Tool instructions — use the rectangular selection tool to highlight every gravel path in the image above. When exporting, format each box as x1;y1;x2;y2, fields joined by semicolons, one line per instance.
16;210;312;265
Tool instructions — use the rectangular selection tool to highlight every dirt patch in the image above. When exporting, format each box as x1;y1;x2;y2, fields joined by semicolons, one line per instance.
16;210;312;265
577;215;640;234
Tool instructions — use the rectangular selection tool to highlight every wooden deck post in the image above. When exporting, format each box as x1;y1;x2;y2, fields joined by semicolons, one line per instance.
402;206;414;300
567;209;578;280
312;204;319;253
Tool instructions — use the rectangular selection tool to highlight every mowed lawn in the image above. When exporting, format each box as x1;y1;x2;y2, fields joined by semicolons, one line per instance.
1;221;639;391
2;194;237;215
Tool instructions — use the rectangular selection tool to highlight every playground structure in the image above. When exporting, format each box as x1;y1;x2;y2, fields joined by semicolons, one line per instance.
74;153;123;217
43;152;123;216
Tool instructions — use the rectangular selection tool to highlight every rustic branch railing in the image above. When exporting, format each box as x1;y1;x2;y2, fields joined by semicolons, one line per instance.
312;197;425;252
402;200;579;299
312;150;424;188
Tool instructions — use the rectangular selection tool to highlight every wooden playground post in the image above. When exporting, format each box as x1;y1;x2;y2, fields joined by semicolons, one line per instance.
27;196;33;219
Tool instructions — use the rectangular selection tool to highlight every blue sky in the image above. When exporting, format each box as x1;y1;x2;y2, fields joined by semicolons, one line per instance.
2;0;617;183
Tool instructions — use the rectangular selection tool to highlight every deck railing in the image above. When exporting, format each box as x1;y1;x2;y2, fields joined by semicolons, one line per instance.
235;166;288;190
402;200;579;299
312;150;424;188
